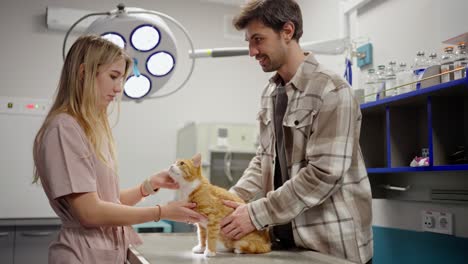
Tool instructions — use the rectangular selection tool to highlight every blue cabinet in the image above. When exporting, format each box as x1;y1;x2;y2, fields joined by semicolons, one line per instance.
360;77;468;201
361;77;468;172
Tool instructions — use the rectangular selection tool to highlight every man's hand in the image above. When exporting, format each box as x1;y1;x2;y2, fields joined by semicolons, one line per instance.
220;200;256;240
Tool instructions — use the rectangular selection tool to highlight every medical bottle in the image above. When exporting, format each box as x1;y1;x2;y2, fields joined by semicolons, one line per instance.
364;69;377;103
427;53;439;66
385;61;397;97
453;42;467;80
412;51;428;89
375;65;387;100
396;62;414;95
440;46;455;83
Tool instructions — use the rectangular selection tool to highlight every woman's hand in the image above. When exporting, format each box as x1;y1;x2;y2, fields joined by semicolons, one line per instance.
160;201;207;224
150;170;179;190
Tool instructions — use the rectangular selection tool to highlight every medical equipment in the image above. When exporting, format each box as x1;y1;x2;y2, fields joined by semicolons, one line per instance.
60;4;365;101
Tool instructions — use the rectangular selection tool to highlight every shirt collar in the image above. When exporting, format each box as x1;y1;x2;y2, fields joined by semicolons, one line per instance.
268;52;319;93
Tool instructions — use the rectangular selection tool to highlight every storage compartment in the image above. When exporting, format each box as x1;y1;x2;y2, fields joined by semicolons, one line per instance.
432;96;468;166
389;104;428;167
360;110;387;168
370;171;468;203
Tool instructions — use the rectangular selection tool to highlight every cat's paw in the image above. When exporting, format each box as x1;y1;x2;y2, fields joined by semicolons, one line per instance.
204;249;216;257
234;248;245;254
192;245;205;254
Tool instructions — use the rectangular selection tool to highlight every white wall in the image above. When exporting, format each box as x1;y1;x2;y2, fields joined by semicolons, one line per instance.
0;0;344;210
0;0;267;208
4;0;466;237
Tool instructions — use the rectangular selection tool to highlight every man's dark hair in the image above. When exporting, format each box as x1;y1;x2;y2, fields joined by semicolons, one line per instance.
233;0;303;41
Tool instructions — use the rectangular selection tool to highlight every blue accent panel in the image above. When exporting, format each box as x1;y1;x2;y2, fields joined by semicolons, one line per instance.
132;58;141;77
357;43;373;68
386;106;391;167
344;58;353;86
373;226;468;264
367;164;468;173
427;96;434;166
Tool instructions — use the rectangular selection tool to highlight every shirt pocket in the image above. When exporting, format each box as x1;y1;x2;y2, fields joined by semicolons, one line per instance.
257;108;274;156
283;108;317;129
283;108;318;165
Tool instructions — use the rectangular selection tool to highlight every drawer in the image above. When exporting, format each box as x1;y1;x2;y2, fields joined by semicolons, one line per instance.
0;226;14;264
14;225;60;264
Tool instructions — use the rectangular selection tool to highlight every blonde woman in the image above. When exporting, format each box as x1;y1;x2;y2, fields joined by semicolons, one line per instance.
33;35;205;263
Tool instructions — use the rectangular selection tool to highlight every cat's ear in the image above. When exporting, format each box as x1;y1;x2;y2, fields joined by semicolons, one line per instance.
192;153;202;168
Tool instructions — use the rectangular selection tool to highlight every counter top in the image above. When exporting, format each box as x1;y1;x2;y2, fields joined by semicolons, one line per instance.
128;233;353;264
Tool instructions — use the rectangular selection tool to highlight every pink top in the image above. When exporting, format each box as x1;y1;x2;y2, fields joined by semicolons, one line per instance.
35;113;142;263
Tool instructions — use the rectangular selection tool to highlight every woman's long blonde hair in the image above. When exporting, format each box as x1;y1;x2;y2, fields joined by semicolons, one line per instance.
33;35;132;183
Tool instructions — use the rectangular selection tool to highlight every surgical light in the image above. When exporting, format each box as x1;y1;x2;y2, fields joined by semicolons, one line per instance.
63;4;195;101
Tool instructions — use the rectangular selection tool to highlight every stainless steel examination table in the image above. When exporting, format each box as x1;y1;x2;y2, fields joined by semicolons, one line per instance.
127;233;354;264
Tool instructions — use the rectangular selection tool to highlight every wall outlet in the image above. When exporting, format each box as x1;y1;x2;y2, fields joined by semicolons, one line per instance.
422;210;453;235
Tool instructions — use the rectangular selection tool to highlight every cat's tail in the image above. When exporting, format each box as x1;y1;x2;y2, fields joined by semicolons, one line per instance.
234;240;271;254
234;232;271;254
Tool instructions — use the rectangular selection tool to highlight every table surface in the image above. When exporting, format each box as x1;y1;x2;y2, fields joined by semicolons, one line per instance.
128;233;353;264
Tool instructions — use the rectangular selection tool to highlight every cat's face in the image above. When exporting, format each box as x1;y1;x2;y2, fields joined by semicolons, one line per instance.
168;154;202;184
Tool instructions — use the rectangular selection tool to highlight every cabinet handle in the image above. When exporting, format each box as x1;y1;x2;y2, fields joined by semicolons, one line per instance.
380;184;411;191
21;231;53;237
0;232;10;237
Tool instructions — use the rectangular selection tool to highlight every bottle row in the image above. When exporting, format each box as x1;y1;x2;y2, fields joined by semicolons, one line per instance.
363;42;467;103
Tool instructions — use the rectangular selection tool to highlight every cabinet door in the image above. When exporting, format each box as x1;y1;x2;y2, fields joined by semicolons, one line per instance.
14;225;59;264
0;226;14;264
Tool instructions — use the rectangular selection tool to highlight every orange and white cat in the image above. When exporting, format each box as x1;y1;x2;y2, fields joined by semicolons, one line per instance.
168;153;271;257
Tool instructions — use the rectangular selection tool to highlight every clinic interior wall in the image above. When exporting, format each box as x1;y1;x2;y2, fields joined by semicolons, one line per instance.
6;0;467;240
0;0;342;209
350;0;468;239
0;0;266;206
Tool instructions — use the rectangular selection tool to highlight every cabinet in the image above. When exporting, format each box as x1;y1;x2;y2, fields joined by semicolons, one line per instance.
0;226;14;264
0;219;60;264
360;77;468;202
209;149;256;190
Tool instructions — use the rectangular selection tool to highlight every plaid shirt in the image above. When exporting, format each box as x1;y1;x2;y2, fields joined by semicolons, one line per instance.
231;53;373;263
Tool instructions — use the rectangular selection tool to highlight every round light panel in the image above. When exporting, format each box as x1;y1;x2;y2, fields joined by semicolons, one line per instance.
124;74;151;99
130;24;160;52
147;51;175;77
100;32;126;49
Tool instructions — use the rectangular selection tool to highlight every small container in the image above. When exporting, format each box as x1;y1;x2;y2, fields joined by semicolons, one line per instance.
441;46;455;83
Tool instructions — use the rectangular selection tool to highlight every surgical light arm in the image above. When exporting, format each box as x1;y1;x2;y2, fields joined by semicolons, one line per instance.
189;38;350;58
